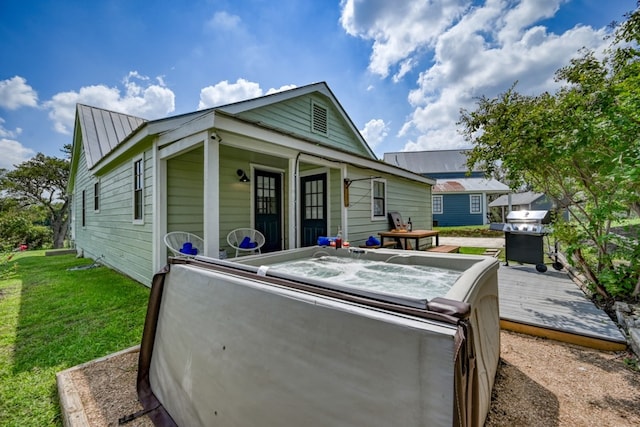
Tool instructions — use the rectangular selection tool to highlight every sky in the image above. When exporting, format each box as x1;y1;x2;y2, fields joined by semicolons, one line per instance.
0;0;634;170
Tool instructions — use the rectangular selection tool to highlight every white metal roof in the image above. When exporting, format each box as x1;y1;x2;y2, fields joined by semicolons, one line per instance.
76;104;147;169
489;191;545;207
383;149;473;174
433;178;510;194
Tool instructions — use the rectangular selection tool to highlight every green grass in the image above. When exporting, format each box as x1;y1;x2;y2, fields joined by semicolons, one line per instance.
0;251;150;426
434;224;503;238
458;247;488;256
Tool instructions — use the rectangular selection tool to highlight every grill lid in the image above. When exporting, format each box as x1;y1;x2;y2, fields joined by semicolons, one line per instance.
506;210;550;224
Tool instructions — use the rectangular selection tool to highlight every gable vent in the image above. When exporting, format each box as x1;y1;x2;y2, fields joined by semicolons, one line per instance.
311;102;328;135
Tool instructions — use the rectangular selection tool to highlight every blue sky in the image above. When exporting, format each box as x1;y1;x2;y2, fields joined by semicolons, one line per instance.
0;0;633;169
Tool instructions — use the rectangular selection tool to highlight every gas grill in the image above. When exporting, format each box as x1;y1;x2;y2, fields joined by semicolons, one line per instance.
502;210;553;272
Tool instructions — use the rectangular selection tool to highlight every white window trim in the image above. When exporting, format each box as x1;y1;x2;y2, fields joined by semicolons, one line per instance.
133;156;144;224
371;178;387;221
93;179;100;213
81;189;86;228
432;195;443;214
469;194;482;214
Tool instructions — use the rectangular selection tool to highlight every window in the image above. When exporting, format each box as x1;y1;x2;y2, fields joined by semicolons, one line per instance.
432;195;443;214
470;194;482;214
371;179;387;220
133;158;144;222
93;181;100;211
303;177;324;220
311;101;328;135
257;173;278;215
81;190;86;227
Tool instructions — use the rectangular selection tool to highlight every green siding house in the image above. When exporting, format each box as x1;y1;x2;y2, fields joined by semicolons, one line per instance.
68;82;435;285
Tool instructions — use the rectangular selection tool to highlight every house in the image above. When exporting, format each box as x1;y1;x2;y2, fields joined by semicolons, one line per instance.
488;191;555;222
68;82;435;286
383;150;509;226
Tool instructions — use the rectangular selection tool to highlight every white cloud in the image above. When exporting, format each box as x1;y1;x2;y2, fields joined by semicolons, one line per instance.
198;79;296;109
0;108;33;171
0;76;39;110
0;117;22;139
44;71;175;134
342;0;613;151
206;11;242;32
0;138;35;170
340;0;468;79
266;84;297;95
359;118;389;149
198;79;263;109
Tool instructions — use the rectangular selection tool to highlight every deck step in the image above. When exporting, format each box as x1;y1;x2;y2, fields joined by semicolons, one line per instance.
483;248;501;257
426;245;460;253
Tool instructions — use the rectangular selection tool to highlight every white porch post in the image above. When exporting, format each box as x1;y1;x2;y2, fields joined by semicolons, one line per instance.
288;157;298;249
204;132;220;257
152;140;167;274
483;193;489;224
340;164;348;240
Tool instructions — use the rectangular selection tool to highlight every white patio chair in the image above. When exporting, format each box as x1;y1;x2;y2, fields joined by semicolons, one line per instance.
164;231;205;257
226;228;265;257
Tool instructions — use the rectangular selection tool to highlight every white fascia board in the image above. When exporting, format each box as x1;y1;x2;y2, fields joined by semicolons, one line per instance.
90;126;151;174
214;114;433;185
218;130;298;159
158;132;208;160
155;110;216;147
89;111;215;174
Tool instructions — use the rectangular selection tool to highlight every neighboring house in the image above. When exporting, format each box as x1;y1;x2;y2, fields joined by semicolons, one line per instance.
488;191;555;222
383;149;509;226
68;82;435;286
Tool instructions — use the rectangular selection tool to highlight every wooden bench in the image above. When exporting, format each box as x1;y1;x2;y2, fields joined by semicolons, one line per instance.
426;245;460;253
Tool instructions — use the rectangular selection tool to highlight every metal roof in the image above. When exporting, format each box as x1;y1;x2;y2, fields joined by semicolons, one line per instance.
433;178;509;194
76;104;147;169
75;82;379;170
489;191;545;207
72;89;433;187
383;149;473;174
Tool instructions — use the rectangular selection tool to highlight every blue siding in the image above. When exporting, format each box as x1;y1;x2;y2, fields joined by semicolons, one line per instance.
433;194;484;226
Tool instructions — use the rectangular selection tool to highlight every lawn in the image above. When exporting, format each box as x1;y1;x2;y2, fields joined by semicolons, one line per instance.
0;251;150;426
434;224;503;238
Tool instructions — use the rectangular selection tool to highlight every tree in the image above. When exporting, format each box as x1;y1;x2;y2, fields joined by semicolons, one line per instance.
0;153;70;249
459;4;640;302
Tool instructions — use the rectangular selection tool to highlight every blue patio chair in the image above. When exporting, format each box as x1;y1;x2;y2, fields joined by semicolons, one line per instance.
164;231;205;257
226;228;265;257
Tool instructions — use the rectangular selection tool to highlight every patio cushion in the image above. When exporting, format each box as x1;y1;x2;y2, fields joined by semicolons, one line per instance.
239;236;257;249
366;236;381;246
180;242;198;255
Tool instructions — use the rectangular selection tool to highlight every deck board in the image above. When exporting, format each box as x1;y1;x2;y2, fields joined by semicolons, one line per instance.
498;265;626;348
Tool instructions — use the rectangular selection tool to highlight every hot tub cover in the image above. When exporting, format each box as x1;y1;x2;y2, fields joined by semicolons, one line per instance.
135;257;483;427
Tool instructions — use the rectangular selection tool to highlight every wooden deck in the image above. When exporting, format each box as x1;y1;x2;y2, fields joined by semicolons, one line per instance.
426;245;460;253
498;264;627;351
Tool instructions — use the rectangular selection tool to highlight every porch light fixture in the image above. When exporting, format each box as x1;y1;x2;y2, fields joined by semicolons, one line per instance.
237;169;250;183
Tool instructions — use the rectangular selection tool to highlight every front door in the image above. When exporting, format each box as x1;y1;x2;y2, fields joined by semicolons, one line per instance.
300;173;327;247
254;170;282;252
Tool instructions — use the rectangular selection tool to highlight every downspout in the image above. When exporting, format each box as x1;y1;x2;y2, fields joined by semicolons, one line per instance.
339;164;346;240
293;152;302;248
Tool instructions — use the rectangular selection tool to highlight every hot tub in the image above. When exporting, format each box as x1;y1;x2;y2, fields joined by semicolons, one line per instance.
137;247;500;427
